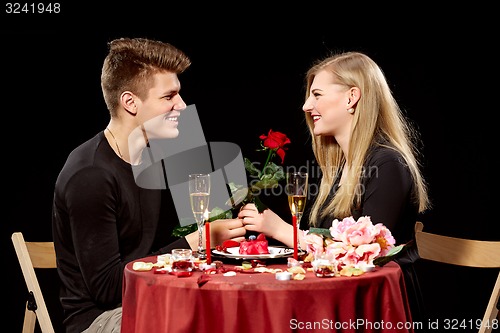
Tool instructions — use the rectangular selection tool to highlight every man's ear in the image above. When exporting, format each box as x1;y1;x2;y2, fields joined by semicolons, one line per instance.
120;91;137;116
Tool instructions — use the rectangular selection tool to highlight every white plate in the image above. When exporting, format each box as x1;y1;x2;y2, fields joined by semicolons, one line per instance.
212;246;297;260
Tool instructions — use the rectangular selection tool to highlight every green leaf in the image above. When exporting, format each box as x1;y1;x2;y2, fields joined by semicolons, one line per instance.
209;207;228;218
384;244;405;257
308;228;333;239
262;162;285;181
244;158;261;177
373;242;411;267
227;188;251;206
208;206;235;221
172;222;198;237
252;178;279;190
227;182;244;193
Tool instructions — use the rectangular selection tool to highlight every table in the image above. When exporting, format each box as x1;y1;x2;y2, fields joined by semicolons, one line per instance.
122;257;414;333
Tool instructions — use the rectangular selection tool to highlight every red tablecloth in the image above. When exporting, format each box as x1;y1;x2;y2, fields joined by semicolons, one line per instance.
122;257;414;333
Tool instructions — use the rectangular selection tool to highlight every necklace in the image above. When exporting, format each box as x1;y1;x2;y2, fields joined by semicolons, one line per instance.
106;128;123;158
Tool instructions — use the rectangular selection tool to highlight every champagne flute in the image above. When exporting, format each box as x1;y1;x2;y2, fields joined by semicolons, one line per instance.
189;173;211;259
286;171;308;256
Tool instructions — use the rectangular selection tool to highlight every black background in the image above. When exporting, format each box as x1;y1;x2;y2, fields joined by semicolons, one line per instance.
2;3;498;332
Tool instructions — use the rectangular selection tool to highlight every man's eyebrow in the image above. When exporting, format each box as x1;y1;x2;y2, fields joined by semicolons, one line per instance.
162;88;179;95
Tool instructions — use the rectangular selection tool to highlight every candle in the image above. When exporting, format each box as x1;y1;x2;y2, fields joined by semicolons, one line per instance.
275;271;292;281
205;221;211;264
293;215;298;260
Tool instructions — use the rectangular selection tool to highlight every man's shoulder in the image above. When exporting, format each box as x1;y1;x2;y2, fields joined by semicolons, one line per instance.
68;132;104;159
56;132;107;181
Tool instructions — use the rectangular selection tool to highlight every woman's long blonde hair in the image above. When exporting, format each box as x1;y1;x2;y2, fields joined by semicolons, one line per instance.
304;52;430;226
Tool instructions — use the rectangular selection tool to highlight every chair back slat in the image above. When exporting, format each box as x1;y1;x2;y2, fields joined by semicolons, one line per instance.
414;222;500;333
415;230;500;268
25;242;56;269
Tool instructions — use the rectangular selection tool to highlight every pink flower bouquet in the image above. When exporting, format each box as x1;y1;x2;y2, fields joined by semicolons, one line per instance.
303;216;402;276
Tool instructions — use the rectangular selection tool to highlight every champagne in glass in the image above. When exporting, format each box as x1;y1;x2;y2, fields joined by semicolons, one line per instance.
189;173;210;259
190;192;209;222
286;171;308;255
288;194;306;217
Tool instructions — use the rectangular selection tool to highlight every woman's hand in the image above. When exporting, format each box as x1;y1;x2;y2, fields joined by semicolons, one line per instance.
238;204;293;246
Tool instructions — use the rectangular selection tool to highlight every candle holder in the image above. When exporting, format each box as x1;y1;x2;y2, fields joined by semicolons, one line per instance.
312;253;337;278
171;249;193;273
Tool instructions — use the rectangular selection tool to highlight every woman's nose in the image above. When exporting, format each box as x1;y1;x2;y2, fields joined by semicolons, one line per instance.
302;98;313;113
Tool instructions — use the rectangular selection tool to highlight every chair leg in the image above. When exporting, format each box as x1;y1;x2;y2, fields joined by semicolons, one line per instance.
479;272;500;333
22;302;36;333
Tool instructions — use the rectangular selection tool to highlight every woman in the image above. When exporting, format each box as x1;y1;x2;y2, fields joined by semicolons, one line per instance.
239;51;430;321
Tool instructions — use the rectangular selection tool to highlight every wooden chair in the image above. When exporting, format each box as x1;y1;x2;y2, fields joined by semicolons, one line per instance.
12;232;56;333
415;221;500;333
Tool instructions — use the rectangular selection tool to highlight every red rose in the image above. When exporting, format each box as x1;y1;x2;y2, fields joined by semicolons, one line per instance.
259;129;291;163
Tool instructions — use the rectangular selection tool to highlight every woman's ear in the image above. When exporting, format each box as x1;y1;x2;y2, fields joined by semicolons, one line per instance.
347;87;361;107
120;91;137;116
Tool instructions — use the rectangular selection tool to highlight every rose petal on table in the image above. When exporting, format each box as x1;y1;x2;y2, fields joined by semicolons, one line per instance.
197;274;211;287
169;271;193;278
251;259;266;267
220;266;238;273
153;268;168;274
203;268;217;275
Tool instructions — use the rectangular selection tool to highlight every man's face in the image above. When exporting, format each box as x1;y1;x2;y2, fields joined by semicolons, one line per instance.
137;71;186;140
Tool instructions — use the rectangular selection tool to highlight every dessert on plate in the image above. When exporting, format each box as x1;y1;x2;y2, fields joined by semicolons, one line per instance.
214;233;270;255
239;233;269;255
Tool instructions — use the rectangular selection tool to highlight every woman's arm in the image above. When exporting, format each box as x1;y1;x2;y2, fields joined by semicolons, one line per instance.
359;150;414;242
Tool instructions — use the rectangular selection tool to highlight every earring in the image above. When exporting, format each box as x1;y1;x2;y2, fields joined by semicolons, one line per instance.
347;108;355;114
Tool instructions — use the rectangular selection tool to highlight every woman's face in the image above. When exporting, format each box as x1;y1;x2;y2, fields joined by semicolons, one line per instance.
302;70;353;139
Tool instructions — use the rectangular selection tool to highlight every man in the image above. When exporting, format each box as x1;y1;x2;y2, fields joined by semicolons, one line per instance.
52;37;246;332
